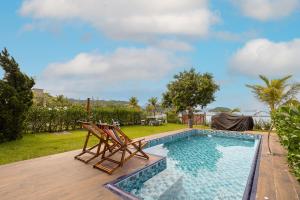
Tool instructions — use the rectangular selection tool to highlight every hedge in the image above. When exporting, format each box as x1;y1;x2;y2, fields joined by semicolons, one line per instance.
273;105;300;180
25;105;142;133
92;107;142;125
166;111;181;123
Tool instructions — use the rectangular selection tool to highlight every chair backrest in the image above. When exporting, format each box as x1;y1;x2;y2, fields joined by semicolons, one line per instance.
97;124;128;145
111;126;132;142
81;122;105;140
106;128;124;145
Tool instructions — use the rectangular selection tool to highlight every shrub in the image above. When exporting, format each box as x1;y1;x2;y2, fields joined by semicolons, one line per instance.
254;119;272;131
273;105;300;180
25;105;87;133
25;105;142;133
92;106;142;125
166;111;181;123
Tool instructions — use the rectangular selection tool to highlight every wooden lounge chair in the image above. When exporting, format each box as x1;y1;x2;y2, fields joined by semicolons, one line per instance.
94;124;149;174
74;122;117;164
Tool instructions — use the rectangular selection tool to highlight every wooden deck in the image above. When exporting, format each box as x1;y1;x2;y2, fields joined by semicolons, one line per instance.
252;132;300;200
0;149;161;200
0;129;299;200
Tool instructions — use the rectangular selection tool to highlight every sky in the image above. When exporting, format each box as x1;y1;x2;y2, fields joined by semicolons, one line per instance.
0;0;300;111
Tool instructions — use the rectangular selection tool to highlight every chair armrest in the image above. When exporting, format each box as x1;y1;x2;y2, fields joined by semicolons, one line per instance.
127;138;146;145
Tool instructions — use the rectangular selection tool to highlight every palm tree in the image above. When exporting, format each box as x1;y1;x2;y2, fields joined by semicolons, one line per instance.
246;75;300;153
129;96;139;108
147;97;158;117
246;75;300;112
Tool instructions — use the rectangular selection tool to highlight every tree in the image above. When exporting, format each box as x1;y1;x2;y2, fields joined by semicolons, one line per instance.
162;68;219;128
246;75;300;153
54;95;71;107
147;97;159;117
129;96;139;108
0;48;35;142
246;75;300;113
284;98;300;106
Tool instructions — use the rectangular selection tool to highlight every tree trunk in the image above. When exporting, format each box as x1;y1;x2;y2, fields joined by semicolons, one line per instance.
187;108;193;128
267;123;274;154
267;111;275;154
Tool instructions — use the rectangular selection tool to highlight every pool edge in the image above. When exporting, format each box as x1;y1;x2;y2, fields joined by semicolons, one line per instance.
105;129;262;200
242;134;263;200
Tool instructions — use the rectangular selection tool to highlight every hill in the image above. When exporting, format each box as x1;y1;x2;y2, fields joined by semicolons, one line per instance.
68;98;129;106
209;107;232;112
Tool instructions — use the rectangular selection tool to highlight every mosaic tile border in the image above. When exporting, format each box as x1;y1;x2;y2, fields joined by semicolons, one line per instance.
145;129;259;149
115;158;167;193
104;156;167;200
242;134;262;200
105;129;262;200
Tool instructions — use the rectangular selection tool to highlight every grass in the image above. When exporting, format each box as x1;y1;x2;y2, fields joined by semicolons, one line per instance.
0;123;208;165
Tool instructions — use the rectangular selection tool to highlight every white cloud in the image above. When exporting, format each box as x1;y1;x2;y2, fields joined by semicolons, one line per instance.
230;38;300;77
37;47;184;97
20;0;219;39
231;0;299;21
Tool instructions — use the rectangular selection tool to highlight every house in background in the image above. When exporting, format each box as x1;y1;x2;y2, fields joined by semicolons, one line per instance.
32;88;46;106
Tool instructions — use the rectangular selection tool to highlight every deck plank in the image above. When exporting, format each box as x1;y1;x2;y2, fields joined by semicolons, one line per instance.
0;149;161;200
252;132;300;200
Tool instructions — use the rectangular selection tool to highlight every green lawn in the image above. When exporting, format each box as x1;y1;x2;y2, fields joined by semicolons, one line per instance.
0;123;208;165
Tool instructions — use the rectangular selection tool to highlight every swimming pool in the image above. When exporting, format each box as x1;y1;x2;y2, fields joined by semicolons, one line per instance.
106;130;261;200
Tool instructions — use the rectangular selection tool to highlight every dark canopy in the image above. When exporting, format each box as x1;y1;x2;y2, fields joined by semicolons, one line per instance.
211;113;254;131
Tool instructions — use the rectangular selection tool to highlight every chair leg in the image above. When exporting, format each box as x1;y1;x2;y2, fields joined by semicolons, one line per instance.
120;147;126;167
93;145;123;173
74;132;110;163
131;142;149;159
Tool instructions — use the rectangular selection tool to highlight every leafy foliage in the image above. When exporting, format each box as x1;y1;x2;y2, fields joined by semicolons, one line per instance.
166;110;181;123
92;106;142;125
146;97;159;116
273;105;300;180
246;75;300;113
25;105;142;133
0;48;34;142
25;105;87;133
253;119;272;131
129;96;139;108
68;98;129;107
162;68;219;127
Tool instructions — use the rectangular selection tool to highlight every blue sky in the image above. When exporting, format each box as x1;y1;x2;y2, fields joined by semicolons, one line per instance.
0;0;300;110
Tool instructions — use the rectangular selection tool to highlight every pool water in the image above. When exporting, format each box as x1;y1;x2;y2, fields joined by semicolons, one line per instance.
125;134;258;200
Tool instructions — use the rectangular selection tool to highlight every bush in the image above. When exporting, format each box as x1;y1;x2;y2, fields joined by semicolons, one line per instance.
254;119;272;131
25;105;87;133
273;105;300;180
25;105;142;133
166;111;181;123
92;106;142;125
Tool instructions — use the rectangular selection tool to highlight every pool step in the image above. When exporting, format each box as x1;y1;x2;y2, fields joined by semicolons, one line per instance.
136;168;185;199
